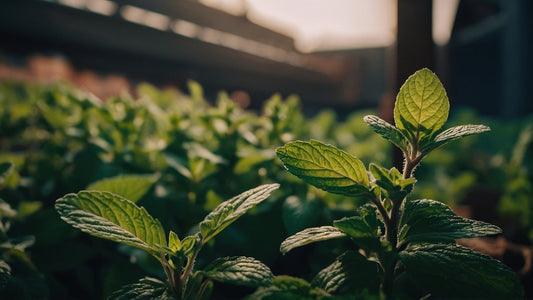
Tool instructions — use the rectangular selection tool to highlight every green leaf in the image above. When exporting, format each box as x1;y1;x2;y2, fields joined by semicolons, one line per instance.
276;140;370;197
199;184;279;243
369;164;416;200
420;124;491;153
0;260;11;289
180;235;199;256
333;216;381;253
312;251;381;294
200;256;273;287
0;162;13;180
168;231;181;252
86;174;159;203
399;243;524;299
398;199;501;244
394;68;449;141
108;277;173;300
55;191;167;257
282;195;321;235
245;276;330;300
280;226;346;255
363;115;410;153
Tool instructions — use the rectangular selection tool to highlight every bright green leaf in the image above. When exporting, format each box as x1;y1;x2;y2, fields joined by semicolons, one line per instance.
312;251;381;294
199;184;279;243
276;140;370;197
168;231;181;252
399;199;501;244
399;243;524;299
363;115;410;153
55;191;167;257
420;124;491;153
180;235;199;257
108;277;173;300
369;164;416;200
86;174;159;203
280;226;346;255
394;68;449;141
200;256;273;287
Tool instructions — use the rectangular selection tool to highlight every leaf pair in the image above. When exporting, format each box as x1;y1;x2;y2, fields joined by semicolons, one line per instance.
55;183;279;298
365;69;490;157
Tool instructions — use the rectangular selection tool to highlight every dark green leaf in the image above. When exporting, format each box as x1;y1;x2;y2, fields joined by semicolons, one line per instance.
363;115;410;153
276;140;370;197
0;260;11;289
398;199;501;244
394;68;449;141
399;243;524;299
199;184;279;243
108;277;173;300
0;162;13;181
200;256;273;287
55;191;167;257
280;226;346;255
86;174;159;203
333;214;381;253
245;276;330;300
282;195;321;235
420;124;491;153
312;251;381;294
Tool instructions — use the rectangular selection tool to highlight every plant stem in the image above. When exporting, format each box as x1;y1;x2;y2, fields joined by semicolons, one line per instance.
179;238;204;298
383;147;422;299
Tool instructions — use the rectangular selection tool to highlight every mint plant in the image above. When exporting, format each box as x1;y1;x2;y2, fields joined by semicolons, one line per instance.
275;69;524;299
55;183;279;299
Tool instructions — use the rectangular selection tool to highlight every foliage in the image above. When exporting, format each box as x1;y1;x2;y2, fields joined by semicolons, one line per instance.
0;79;388;298
0;69;528;298
56;183;278;299
276;69;524;299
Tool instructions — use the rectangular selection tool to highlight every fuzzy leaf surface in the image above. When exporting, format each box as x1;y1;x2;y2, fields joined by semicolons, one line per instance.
399;244;524;299
245;276;330;300
394;68;449;140
86;174;159;203
280;226;346;255
398;199;501;244
276;140;370;196
200;256;274;287
420;124;491;153
55;191;166;256
312;251;381;294
108;277;173;300
199;184;279;243
363;115;410;153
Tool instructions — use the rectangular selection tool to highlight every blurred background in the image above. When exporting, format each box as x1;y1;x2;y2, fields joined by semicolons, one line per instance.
1;0;533;299
1;0;531;116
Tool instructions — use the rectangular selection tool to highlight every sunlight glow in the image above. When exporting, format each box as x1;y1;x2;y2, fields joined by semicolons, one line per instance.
120;5;170;31
433;0;460;46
